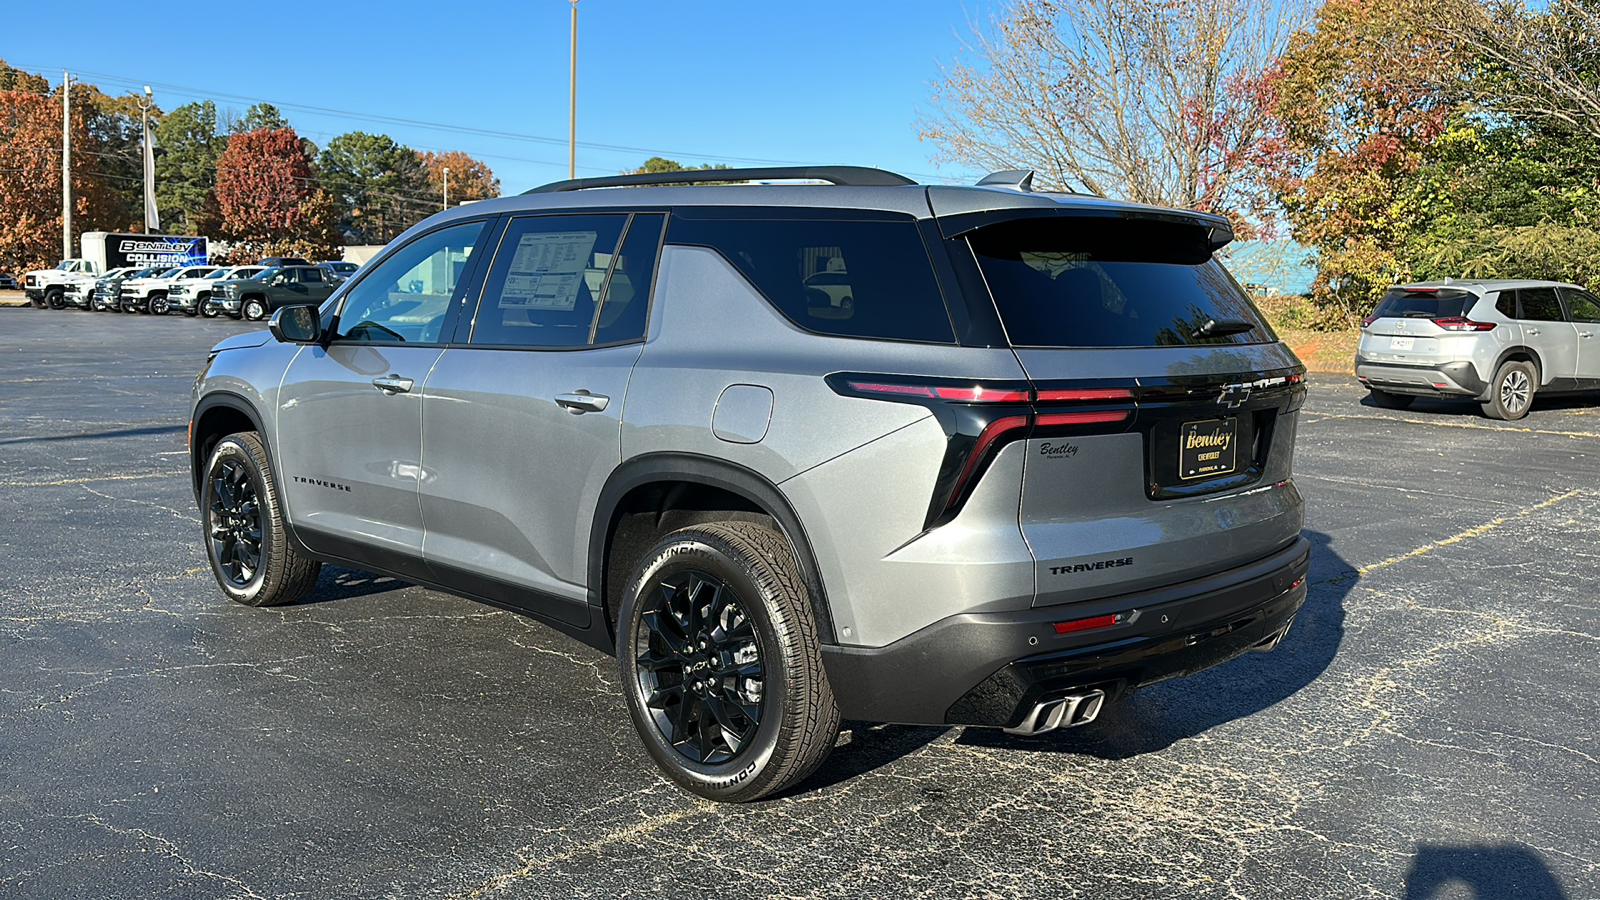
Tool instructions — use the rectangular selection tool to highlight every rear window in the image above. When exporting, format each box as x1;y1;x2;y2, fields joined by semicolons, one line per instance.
967;217;1270;348
667;213;955;344
1372;288;1477;319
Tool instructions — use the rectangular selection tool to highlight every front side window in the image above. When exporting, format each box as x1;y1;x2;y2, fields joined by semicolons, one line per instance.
1562;288;1600;323
334;220;487;344
469;214;628;347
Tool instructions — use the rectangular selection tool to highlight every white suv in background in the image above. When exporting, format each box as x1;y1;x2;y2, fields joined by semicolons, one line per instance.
1356;280;1600;419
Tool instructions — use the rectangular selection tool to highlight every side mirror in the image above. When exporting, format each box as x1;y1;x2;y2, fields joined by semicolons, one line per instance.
269;304;323;344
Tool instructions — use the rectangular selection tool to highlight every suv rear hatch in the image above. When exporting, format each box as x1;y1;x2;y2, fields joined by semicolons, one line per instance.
1358;287;1493;364
946;211;1306;605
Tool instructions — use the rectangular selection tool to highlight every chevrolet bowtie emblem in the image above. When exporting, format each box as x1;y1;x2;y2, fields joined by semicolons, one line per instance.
1218;385;1252;408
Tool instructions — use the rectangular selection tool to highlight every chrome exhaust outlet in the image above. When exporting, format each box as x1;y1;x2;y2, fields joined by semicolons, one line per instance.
1250;618;1295;653
1003;689;1106;736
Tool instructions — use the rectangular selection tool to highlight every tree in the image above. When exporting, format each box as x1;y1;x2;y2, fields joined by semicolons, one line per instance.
231;102;289;134
155;101;224;233
320;131;432;242
418;150;500;205
1436;0;1600;142
1252;0;1466;319
0;71;116;271
921;0;1306;227
214;127;315;244
626;156;731;175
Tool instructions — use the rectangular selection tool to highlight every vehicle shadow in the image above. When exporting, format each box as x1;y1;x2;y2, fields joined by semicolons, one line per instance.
290;565;416;605
952;528;1352;759
1360;392;1599;417
1403;842;1569;899
781;721;951;796
0;424;189;445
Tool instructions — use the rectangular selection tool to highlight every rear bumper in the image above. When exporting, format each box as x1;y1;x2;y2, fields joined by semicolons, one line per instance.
821;536;1311;727
1355;357;1486;397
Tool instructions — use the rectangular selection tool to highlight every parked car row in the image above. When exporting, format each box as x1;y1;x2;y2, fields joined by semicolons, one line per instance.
43;260;351;319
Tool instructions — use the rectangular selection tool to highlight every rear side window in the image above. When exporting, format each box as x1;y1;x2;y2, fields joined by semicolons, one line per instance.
470;214;628;347
1372;288;1477;319
667;213;954;343
967;217;1269;347
1519;287;1566;321
1495;292;1517;318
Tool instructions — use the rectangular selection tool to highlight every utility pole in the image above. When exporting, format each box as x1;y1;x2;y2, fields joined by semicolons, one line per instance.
138;85;159;232
443;166;450;210
62;71;71;260
569;0;578;180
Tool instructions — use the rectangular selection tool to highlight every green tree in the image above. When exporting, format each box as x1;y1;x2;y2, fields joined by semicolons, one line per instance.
155;101;223;233
320;131;432;242
231;102;289;134
627;156;732;175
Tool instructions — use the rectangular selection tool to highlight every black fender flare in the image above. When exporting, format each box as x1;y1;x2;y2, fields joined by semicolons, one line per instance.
589;453;837;646
189;391;270;503
1491;346;1544;388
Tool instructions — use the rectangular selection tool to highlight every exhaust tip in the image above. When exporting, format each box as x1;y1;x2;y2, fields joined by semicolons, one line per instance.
1003;689;1107;736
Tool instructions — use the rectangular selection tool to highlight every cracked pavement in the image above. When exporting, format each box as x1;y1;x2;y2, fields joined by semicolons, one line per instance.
2;308;1596;899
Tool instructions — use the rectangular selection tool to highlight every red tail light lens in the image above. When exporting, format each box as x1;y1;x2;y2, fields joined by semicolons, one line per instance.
1034;388;1133;402
1036;410;1130;426
1053;613;1122;635
1361;314;1378;328
845;381;1031;403
1431;317;1495;332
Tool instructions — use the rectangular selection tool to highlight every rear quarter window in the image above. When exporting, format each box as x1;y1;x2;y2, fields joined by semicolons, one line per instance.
666;212;955;343
966;217;1271;348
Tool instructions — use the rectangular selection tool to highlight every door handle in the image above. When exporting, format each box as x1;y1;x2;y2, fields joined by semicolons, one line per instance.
1527;328;1541;335
1582;331;1594;338
372;374;415;394
555;391;609;413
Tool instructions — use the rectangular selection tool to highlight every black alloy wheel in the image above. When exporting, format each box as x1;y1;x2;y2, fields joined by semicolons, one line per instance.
208;457;264;587
201;432;320;606
149;292;170;315
635;569;767;765
619;522;840;802
45;287;64;309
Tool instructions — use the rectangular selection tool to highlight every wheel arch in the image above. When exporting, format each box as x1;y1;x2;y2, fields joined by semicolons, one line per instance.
1493;346;1543;385
191;393;270;504
590;453;837;649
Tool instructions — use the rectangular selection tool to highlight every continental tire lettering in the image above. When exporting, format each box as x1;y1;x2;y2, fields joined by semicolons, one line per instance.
1049;557;1134;576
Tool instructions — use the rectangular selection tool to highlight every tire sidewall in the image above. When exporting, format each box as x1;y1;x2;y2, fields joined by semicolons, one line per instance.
1489;361;1535;420
202;436;275;605
243;299;266;321
618;535;791;800
150;293;169;315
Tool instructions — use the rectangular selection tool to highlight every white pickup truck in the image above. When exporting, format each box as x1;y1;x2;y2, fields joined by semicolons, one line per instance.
23;259;101;309
117;265;219;314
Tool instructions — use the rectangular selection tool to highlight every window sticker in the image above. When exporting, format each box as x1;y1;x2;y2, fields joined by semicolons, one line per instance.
498;231;599;311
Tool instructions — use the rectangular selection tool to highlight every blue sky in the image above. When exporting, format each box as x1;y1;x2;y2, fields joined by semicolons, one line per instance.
9;0;994;193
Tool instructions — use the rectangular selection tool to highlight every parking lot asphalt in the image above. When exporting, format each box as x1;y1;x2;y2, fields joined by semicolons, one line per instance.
2;306;1597;899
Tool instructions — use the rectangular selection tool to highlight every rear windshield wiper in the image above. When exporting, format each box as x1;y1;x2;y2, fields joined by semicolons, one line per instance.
1192;317;1257;338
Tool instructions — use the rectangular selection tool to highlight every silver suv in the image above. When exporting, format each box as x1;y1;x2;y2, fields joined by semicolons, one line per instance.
189;166;1310;801
1356;280;1600;419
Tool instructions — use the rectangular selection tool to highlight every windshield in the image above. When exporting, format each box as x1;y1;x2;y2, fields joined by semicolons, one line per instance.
252;268;280;282
1372;288;1477;319
205;268;232;279
967;217;1271;348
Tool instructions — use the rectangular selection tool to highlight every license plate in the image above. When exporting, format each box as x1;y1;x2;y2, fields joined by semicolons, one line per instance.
1390;336;1414;350
1180;418;1238;480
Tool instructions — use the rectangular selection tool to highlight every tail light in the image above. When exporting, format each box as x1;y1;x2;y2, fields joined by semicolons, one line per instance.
1361;314;1378;328
1431;317;1495;332
829;374;1133;527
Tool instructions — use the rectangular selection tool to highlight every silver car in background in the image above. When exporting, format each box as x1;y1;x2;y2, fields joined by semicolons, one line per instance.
1356;280;1600;419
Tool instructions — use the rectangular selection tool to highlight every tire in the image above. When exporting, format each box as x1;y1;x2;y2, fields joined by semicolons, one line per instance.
45;287;65;310
618;521;840;803
201;431;321;607
148;292;170;315
242;298;267;321
1482;360;1536;420
1368;389;1414;410
201;299;221;318
123;297;141;313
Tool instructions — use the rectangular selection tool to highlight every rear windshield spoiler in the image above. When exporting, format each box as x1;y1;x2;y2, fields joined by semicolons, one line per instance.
935;207;1235;251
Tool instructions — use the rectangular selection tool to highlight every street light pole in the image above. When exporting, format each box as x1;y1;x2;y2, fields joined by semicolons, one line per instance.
62;71;71;260
443;166;450;210
138;85;159;232
569;0;578;180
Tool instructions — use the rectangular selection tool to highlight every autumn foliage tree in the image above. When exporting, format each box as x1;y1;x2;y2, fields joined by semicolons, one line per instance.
213;126;338;257
0;64;116;272
418;150;499;205
922;0;1305;229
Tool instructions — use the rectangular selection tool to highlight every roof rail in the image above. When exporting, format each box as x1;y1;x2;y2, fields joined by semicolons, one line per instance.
523;165;917;194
